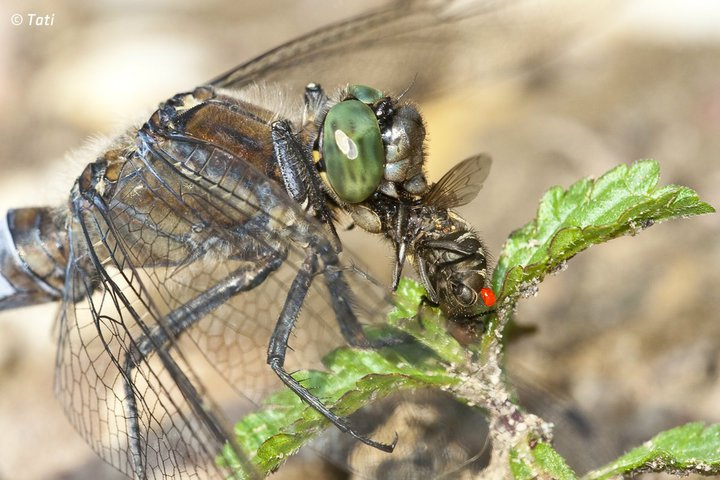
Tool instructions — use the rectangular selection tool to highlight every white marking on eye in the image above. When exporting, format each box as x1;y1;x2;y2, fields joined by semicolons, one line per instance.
334;129;359;160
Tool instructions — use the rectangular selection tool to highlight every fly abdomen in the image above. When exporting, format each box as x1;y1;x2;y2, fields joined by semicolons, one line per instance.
0;207;69;309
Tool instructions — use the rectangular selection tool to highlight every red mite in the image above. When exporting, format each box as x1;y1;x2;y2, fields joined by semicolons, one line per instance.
480;288;496;307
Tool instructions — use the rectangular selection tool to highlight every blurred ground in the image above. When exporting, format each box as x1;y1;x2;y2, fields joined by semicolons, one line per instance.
0;1;718;479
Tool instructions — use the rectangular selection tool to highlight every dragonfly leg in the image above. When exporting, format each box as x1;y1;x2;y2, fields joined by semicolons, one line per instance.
322;264;413;349
302;83;327;125
272;115;408;348
271;120;339;244
120;254;284;479
267;253;397;453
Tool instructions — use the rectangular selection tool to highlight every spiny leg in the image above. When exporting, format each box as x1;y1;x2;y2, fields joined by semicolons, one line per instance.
323;264;412;349
267;253;397;452
121;255;283;479
271;120;338;241
272;99;408;347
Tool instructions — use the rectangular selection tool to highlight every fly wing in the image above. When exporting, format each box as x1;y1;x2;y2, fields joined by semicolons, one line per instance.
54;117;396;478
423;154;492;209
208;0;620;100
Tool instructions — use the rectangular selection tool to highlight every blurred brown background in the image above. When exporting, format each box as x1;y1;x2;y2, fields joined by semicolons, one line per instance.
0;0;718;479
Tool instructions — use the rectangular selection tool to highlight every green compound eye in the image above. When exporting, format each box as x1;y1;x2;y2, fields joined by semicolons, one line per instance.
322;99;384;204
347;84;384;103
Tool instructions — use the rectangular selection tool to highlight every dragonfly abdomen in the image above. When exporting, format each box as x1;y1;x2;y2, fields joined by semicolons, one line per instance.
0;207;69;309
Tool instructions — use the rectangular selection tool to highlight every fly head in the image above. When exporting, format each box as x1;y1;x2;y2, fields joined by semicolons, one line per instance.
415;215;496;324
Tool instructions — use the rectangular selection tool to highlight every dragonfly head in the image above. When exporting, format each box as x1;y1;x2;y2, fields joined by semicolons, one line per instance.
317;84;428;216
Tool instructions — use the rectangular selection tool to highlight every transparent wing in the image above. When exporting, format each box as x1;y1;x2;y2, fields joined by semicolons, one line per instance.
209;0;620;100
320;390;492;478
58;238;261;480
54;124;393;478
325;375;609;478
423;154;492;209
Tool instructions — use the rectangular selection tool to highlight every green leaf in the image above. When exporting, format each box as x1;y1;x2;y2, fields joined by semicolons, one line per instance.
510;447;537;480
532;442;578;480
510;439;578;480
585;422;720;479
226;278;461;474
492;160;714;302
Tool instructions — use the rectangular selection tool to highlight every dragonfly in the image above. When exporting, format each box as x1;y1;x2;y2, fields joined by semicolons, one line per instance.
0;0;613;478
